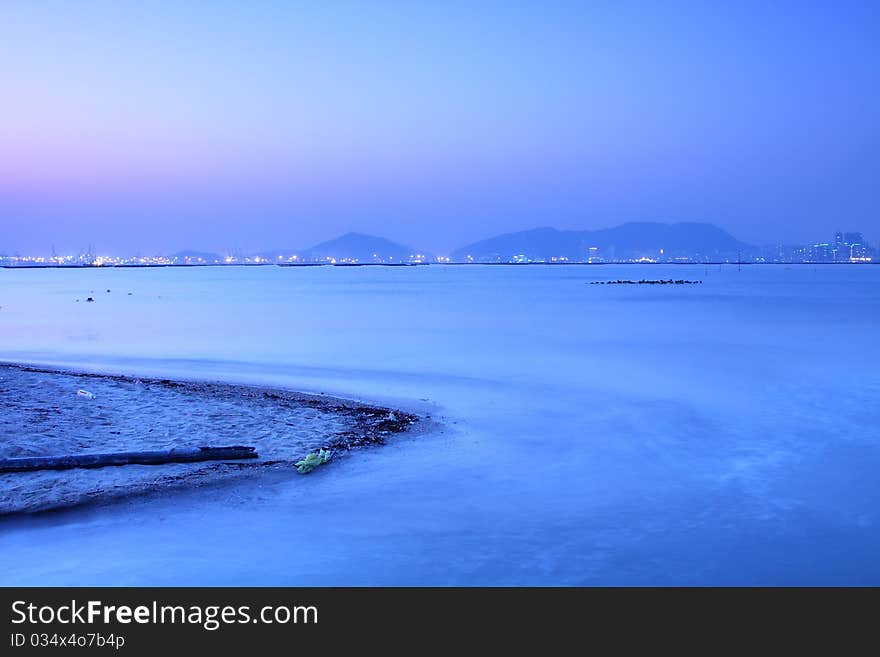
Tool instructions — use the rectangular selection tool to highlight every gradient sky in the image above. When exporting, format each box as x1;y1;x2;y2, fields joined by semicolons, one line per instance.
1;1;878;255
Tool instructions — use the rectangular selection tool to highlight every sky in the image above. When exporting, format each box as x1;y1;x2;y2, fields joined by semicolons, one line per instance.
0;1;878;255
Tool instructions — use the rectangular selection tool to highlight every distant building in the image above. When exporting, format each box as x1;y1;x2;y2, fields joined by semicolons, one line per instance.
806;242;834;262
801;232;876;263
838;231;872;262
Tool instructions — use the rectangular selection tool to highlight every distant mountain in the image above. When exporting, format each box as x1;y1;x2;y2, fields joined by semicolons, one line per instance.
299;232;429;263
451;222;753;262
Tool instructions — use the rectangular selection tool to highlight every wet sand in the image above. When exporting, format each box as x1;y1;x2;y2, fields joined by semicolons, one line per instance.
0;363;419;514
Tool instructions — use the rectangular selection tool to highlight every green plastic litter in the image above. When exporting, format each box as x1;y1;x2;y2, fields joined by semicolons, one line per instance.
295;449;334;474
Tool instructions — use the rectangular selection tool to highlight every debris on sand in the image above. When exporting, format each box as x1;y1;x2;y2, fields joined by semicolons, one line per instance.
295;449;334;474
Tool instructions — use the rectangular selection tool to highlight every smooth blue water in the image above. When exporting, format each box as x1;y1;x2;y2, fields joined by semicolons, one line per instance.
1;264;879;584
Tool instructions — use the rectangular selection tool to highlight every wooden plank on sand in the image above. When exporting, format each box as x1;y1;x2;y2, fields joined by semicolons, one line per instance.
0;446;258;473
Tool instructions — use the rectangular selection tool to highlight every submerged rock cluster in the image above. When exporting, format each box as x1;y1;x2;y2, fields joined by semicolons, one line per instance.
590;279;702;285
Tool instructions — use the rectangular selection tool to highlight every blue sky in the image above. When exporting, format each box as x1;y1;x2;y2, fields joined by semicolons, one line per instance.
0;1;877;254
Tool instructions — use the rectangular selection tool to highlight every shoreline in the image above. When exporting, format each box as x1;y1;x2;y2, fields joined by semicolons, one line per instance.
0;362;425;516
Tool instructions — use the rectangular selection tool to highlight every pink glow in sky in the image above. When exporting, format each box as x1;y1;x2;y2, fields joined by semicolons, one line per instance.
1;1;878;253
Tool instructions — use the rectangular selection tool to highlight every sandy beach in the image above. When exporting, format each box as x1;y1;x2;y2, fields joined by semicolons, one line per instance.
0;363;420;514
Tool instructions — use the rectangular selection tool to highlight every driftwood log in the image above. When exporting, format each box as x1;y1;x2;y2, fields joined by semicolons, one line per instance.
0;446;258;473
